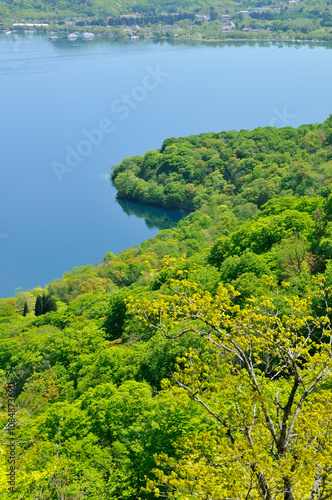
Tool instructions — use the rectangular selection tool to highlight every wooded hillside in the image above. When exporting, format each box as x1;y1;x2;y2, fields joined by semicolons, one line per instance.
1;116;332;499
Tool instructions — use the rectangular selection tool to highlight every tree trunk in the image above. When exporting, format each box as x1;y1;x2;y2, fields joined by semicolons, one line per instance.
250;465;273;500
284;477;295;500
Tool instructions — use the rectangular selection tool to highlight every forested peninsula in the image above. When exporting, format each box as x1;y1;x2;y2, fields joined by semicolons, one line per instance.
2;0;332;42
2;116;332;498
111;117;332;210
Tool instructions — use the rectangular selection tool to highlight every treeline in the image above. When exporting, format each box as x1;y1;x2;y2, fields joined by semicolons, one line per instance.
0;0;225;23
107;12;195;27
2;117;332;497
3;0;332;43
233;2;332;33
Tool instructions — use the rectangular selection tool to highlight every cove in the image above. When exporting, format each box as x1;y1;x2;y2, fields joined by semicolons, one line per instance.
0;35;332;297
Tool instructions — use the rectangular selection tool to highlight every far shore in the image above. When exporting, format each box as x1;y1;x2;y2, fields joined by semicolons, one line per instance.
2;29;332;46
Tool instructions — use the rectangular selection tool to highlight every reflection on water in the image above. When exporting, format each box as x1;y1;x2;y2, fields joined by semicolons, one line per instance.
1;33;331;77
116;198;188;230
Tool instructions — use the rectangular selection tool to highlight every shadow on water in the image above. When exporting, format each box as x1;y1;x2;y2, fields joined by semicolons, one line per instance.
116;198;188;230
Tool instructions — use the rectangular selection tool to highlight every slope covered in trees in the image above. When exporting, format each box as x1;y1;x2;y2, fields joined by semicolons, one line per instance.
2;0;332;42
2;117;332;498
112;116;332;210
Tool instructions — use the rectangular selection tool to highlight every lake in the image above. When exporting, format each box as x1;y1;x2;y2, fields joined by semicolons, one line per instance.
1;35;332;298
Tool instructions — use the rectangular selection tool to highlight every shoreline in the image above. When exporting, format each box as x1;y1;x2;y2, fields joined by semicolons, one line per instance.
2;29;331;45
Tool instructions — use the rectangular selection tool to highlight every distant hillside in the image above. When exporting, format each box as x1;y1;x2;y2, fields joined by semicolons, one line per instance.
0;0;241;21
2;0;332;43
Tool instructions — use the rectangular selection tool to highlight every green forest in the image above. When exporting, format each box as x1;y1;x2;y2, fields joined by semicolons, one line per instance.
2;116;332;498
2;0;332;42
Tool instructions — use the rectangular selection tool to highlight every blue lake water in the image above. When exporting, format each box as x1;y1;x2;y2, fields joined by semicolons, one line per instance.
1;35;332;297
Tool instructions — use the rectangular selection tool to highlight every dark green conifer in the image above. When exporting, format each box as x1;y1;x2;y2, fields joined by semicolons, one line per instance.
42;294;47;313
34;295;43;316
43;295;58;313
23;302;29;316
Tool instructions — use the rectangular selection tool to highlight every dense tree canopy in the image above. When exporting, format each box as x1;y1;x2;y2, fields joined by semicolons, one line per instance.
2;116;332;498
131;266;332;499
112;116;332;211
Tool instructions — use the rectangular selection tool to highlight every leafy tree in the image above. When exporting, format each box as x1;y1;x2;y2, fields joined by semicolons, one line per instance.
131;263;332;499
15;291;35;315
219;250;270;283
104;290;131;340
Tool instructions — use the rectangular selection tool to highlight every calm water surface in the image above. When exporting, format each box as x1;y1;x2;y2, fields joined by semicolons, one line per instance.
0;35;332;297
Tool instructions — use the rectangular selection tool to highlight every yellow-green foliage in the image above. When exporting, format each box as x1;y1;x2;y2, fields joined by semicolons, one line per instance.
3;118;332;498
132;262;332;499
